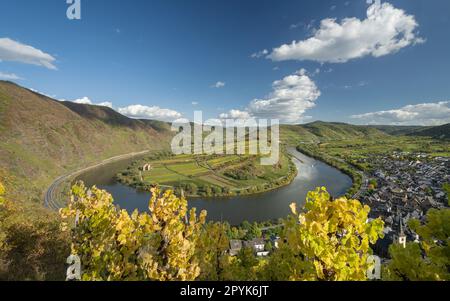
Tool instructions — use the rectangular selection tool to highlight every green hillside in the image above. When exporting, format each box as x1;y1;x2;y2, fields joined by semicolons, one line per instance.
368;125;426;135
0;81;174;203
280;121;389;144
406;123;450;139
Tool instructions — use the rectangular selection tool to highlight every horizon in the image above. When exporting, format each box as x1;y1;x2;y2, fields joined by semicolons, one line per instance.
2;79;449;128
1;0;449;126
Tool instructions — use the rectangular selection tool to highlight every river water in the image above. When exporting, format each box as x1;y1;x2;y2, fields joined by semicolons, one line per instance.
76;148;352;225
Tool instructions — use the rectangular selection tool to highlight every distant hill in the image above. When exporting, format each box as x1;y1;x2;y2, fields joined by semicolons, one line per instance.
406;123;450;139
0;81;174;202
370;124;449;139
368;125;425;136
280;121;389;144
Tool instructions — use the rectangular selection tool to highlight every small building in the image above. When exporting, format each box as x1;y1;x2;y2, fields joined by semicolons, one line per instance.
244;238;265;253
140;163;152;171
229;240;243;256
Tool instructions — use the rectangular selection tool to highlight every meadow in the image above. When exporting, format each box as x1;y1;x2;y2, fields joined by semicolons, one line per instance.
115;150;297;197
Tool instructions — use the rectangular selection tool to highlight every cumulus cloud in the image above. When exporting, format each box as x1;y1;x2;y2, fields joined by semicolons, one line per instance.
251;49;268;59
219;109;251;120
97;101;113;108
351;101;450;126
64;97;113;108
72;96;93;105
211;81;226;88
0;71;22;80
0;38;57;69
268;2;423;63
67;98;181;121
118;104;182;122
219;69;320;124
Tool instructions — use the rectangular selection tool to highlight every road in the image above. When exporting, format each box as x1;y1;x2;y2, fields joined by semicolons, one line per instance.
44;150;151;210
353;171;369;200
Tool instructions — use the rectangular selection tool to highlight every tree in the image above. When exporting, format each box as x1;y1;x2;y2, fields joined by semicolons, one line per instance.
0;181;69;281
265;187;384;281
195;222;230;281
0;182;4;205
443;183;450;206
383;208;449;281
243;222;262;241
187;183;198;195
60;182;206;281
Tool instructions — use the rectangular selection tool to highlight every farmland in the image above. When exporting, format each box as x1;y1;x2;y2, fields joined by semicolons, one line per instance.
115;150;297;197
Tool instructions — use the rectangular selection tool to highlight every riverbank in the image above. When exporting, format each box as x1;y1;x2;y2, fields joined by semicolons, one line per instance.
44;150;152;210
295;144;363;198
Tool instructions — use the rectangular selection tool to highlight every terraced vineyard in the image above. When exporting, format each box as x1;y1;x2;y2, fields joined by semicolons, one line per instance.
115;151;297;197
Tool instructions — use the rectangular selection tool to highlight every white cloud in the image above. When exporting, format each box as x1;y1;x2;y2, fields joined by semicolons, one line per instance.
64;97;113;109
173;118;190;124
0;71;22;80
97;101;113;108
219;69;320;124
72;96;93;105
268;2;423;63
211;81;226;88
191;101;199;106
118;104;182;122
219;109;251;119
0;38;57;69
351;101;450;126
251;49;268;58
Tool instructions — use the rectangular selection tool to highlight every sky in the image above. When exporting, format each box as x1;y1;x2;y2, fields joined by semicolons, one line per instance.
0;0;449;125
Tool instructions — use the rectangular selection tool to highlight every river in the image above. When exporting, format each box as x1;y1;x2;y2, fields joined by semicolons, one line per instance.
76;148;352;225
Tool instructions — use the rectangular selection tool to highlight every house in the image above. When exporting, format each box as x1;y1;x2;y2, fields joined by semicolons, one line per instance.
140;163;152;171
244;238;265;253
229;240;242;256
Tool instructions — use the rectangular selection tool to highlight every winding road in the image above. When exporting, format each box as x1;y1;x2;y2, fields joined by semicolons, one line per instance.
44;150;151;210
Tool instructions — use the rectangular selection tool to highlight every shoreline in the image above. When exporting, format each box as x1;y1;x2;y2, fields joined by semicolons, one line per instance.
294;145;363;198
44;150;152;210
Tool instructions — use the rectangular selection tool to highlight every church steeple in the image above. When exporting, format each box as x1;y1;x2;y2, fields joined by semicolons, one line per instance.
398;217;407;248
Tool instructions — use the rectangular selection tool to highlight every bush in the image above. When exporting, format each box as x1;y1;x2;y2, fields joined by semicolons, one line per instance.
0;184;70;281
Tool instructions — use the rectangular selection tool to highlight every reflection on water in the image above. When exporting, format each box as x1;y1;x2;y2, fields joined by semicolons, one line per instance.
76;148;352;225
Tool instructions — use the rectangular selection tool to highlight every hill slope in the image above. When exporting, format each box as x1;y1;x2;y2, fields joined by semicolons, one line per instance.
406;123;450;139
0;81;174;202
280;121;389;144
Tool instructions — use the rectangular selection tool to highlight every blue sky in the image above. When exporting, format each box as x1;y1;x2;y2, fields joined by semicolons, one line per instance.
0;0;449;125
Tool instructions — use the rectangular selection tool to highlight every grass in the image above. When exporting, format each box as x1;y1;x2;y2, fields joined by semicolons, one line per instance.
116;150;297;197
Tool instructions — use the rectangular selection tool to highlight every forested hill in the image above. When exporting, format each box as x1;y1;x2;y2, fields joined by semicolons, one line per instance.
369;124;450;139
405;123;450;140
0;81;173;202
280;121;389;144
280;121;449;143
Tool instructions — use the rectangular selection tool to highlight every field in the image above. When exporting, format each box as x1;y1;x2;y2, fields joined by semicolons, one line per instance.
115;150;297;197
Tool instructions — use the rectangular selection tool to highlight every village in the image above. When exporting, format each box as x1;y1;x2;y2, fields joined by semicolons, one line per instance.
358;152;449;257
